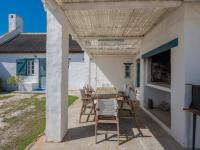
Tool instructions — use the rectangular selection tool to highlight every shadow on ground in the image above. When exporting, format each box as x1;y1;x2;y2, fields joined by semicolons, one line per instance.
63;108;183;150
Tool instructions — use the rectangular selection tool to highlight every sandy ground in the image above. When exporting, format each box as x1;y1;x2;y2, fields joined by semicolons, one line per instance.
0;91;78;149
0;93;36;147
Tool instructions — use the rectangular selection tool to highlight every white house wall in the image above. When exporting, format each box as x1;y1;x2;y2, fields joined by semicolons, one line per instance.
140;4;186;147
69;53;84;62
140;3;200;148
0;53;86;91
90;55;135;91
183;3;200;148
0;53;45;91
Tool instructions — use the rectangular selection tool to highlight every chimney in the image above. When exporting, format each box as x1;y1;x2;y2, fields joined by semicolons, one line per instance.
9;14;23;32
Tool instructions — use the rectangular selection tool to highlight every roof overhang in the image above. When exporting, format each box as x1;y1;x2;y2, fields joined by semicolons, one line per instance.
43;0;184;56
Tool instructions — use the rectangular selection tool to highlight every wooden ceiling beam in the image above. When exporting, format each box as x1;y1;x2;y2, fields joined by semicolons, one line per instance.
80;36;143;40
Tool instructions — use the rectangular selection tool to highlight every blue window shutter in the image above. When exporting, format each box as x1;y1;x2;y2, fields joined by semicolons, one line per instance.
16;59;27;76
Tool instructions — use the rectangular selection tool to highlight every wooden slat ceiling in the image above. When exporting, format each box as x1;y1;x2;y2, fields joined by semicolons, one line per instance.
61;0;182;2
65;9;169;37
56;0;182;56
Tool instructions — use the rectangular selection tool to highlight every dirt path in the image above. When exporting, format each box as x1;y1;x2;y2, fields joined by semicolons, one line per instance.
0;93;39;149
0;91;77;150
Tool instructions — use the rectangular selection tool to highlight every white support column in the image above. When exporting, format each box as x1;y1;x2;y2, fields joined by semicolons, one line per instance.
45;9;69;142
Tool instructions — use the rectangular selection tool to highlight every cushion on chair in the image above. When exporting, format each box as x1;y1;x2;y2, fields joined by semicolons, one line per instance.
96;99;118;117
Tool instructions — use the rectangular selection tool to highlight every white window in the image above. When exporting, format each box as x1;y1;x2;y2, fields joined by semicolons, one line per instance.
124;63;132;79
27;59;35;76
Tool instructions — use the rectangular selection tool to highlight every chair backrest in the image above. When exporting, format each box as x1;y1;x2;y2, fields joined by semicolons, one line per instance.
102;83;112;87
80;89;86;100
96;99;118;116
125;86;130;97
88;85;95;92
83;85;89;94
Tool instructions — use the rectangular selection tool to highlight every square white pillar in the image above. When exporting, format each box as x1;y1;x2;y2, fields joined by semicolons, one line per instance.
45;9;69;142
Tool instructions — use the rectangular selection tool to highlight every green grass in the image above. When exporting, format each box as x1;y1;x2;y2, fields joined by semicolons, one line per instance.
68;95;79;106
0;95;13;100
0;94;79;150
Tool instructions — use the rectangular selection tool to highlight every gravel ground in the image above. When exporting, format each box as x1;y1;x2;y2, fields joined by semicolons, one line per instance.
0;93;38;149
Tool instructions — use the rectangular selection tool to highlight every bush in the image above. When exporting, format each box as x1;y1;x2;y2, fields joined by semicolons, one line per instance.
7;76;24;90
7;76;17;86
0;77;3;92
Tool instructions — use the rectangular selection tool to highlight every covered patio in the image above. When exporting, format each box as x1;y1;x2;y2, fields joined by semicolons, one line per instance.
31;91;183;150
38;0;200;149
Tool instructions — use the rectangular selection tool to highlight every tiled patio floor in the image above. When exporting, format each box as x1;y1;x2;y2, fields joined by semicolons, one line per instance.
30;91;184;150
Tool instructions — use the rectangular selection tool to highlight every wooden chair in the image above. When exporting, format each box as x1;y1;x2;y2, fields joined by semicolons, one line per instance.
86;84;95;94
95;99;120;145
116;85;130;101
118;88;140;126
79;89;96;123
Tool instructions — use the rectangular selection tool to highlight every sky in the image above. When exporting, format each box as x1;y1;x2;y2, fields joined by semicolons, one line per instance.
0;0;46;36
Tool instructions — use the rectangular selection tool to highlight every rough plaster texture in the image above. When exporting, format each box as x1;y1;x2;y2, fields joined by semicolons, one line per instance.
183;3;200;147
8;14;23;32
140;3;200;148
68;53;89;90
90;55;135;90
45;9;68;142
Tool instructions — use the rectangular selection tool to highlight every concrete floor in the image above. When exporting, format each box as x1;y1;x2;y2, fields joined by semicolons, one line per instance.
30;91;184;150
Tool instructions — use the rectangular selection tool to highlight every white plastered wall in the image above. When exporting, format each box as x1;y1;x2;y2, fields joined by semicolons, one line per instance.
0;52;87;91
183;3;200;148
90;55;135;90
68;52;89;90
0;53;45;91
140;3;200;148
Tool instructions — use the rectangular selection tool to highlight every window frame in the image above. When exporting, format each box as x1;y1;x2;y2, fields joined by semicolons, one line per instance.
27;59;35;76
124;63;132;79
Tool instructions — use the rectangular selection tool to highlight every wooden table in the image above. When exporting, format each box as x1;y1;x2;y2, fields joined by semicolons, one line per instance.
95;87;117;99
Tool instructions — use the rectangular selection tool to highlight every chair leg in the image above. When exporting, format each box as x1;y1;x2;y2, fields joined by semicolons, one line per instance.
131;104;143;136
79;102;84;123
117;117;120;145
105;133;108;140
93;104;96;121
83;104;87;114
95;117;98;144
87;104;94;122
120;101;124;111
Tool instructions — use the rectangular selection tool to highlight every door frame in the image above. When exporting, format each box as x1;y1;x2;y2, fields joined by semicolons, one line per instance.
39;58;46;89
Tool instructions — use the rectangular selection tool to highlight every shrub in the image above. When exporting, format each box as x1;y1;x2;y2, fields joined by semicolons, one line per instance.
0;77;3;92
7;76;24;90
7;76;17;86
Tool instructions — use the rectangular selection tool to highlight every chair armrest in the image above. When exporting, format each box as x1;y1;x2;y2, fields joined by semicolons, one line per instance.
118;91;125;94
82;97;92;101
123;100;140;106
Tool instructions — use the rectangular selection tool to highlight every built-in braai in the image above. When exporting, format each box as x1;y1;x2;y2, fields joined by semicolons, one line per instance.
141;39;179;129
142;38;178;90
150;50;171;86
144;50;171;128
